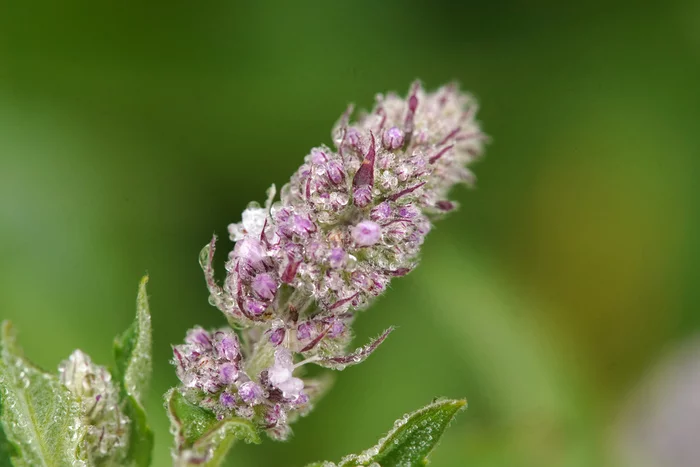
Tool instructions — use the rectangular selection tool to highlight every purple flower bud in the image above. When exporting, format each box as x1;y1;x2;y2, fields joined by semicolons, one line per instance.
352;185;372;208
251;273;277;300
244;299;267;315
295;392;309;406
351;271;370;289
220;362;238;385
292;215;315;236
371;202;392;220
435;200;456;211
296;322;312;340
238;381;263;404
185;328;212;349
398;204;420;219
232;237;266;265
311;149;328;164
214;333;239;361
328;248;347;269
276;207;291;223
220;391;236;408
269;327;285;346
382;127;404;150
385;221;410;241
202;379;222;394
351;220;381;247
265;404;284;426
346;128;362;150
325;160;344;185
329;320;345;337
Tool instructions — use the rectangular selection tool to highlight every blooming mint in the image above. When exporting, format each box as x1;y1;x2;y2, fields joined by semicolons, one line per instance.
174;81;485;440
238;381;263;404
351;220;382;246
268;349;305;398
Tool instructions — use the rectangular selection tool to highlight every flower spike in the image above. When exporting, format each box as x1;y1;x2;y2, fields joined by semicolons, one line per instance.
171;81;486;441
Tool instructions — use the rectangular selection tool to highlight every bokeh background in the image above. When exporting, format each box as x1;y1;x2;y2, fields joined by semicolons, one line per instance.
1;1;699;466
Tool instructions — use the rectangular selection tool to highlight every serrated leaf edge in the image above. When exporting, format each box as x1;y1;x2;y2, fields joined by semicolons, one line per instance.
0;321;87;467
338;398;467;467
122;275;153;407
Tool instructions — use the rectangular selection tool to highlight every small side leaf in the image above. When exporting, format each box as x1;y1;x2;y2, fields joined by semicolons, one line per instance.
199;236;226;309
316;327;394;370
359;398;466;466
113;275;154;466
114;275;153;405
0;321;87;466
166;389;260;467
307;398;466;467
120;395;152;467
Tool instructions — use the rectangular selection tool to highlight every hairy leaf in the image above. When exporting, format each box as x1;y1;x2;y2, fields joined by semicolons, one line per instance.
317;327;394;370
120;395;152;467
199;237;226;309
0;392;17;467
166;389;260;467
114;275;153;406
113;275;154;466
307;398;466;467
0;322;87;466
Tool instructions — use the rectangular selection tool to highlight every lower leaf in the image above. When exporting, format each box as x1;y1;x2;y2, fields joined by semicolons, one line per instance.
306;398;467;467
166;388;260;466
122;394;154;467
0;322;87;467
0;395;17;467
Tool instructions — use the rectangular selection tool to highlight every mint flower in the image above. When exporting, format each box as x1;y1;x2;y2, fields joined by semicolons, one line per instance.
268;348;305;399
174;81;486;439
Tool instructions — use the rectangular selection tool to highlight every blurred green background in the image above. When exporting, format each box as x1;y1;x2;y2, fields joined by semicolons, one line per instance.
1;1;698;466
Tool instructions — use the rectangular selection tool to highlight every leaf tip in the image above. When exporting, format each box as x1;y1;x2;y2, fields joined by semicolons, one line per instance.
1;320;13;338
426;397;468;419
138;274;149;294
449;398;467;409
0;321;18;351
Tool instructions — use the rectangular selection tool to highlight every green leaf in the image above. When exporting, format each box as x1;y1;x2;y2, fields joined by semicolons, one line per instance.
0;321;87;466
119;395;152;467
114;275;153;406
307;398;466;467
361;398;466;467
0;393;17;467
113;275;154;466
166;388;260;466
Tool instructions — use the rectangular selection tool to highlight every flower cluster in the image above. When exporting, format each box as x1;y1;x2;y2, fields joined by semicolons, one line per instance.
58;350;129;460
172;326;330;439
172;81;485;439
